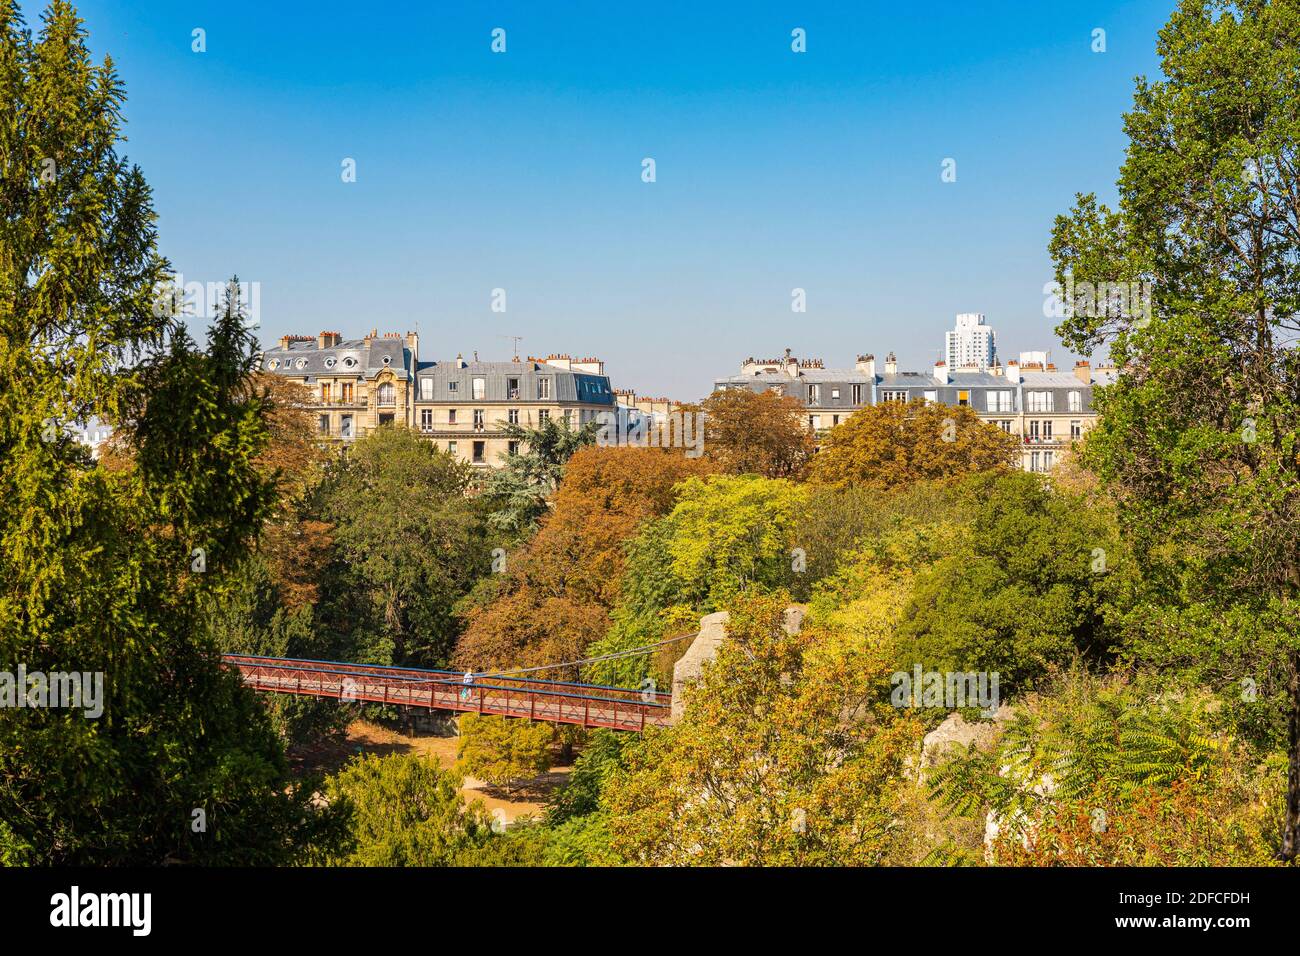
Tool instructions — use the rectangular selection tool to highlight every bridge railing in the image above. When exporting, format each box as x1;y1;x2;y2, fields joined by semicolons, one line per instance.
222;655;672;731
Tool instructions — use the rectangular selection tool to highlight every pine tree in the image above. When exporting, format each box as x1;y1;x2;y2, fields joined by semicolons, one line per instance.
0;1;334;863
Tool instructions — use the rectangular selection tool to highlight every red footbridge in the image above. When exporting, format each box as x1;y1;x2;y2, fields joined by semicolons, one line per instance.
223;654;672;732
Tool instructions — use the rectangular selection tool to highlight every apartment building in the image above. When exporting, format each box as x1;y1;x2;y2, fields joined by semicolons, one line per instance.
413;353;615;467
713;348;873;432
944;312;998;371
713;345;1115;473
259;334;617;467
874;357;1110;472
260;330;417;440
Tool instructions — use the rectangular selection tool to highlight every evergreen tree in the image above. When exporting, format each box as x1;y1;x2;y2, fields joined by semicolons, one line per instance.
0;1;333;863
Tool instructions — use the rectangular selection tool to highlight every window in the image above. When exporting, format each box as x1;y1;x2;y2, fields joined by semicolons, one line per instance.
923;390;938;404
1043;451;1055;470
318;415;330;435
986;389;1012;412
1027;390;1053;412
472;377;486;400
881;390;907;402
1068;390;1082;412
507;377;520;399
1030;451;1040;472
420;378;433;400
958;390;970;407
448;441;457;455
320;383;331;403
831;388;840;401
997;420;1012;433
538;409;550;424
1030;420;1041;439
473;409;485;431
448;409;457;425
538;378;551;400
564;410;573;427
810;415;821;430
807;384;820;404
508;441;520;456
379;413;394;426
832;415;840;426
508;409;519;425
340;415;353;439
341;383;353;403
377;383;395;405
448;381;458;393
1042;421;1053;440
852;384;862;405
472;441;486;464
420;409;433;431
1070;420;1082;440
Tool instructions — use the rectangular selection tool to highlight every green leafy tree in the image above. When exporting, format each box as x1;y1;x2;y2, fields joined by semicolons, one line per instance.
456;714;555;794
604;594;921;865
324;754;500;866
1047;0;1300;858
481;416;600;536
0;1;334;864
928;674;1283;866
893;471;1130;693
318;427;489;667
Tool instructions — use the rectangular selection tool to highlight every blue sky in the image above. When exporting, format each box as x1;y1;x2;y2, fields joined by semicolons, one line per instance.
32;0;1172;398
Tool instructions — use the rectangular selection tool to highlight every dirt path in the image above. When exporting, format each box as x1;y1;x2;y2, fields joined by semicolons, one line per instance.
288;719;572;823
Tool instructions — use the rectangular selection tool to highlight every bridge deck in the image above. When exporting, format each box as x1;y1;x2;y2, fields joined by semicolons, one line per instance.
223;655;671;732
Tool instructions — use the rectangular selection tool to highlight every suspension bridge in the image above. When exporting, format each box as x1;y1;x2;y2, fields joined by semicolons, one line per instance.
222;652;679;732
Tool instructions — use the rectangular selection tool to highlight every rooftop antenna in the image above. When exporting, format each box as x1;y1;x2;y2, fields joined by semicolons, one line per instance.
500;334;523;359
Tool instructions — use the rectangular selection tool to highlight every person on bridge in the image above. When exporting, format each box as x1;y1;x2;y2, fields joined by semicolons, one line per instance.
460;670;473;702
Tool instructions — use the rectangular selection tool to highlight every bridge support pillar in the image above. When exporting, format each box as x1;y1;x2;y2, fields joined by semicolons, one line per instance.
668;606;805;723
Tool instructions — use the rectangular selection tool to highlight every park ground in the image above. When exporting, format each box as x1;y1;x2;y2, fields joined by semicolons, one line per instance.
289;718;573;823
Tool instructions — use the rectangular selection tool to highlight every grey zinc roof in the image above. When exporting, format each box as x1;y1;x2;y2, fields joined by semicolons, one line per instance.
416;360;614;405
261;338;412;380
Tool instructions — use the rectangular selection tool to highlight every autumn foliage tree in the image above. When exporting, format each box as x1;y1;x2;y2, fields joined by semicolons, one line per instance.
810;399;1019;490
688;388;814;479
455;446;713;672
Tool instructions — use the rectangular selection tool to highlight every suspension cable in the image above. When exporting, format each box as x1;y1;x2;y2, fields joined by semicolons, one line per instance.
477;632;697;679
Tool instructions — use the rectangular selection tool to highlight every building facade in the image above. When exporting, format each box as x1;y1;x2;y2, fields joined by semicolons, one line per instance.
259;334;616;468
713;348;873;432
714;344;1115;473
413;353;614;467
261;330;417;440
944;312;998;371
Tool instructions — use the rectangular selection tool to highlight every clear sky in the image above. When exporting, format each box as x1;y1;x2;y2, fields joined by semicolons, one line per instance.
30;0;1172;399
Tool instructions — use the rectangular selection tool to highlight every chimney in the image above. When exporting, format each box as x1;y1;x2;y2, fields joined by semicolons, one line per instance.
934;360;949;384
318;331;341;349
855;353;876;378
1006;360;1021;384
784;347;798;378
278;335;291;350
1073;359;1091;383
884;352;897;375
